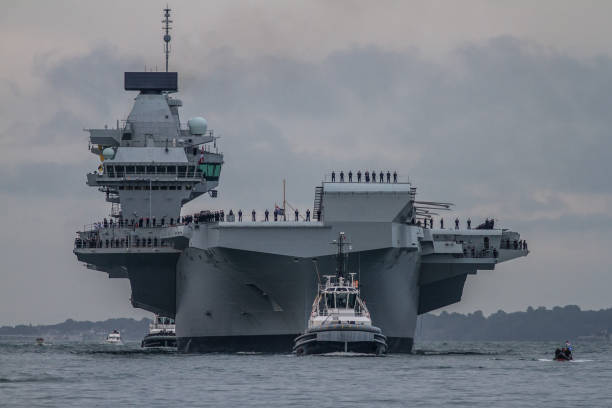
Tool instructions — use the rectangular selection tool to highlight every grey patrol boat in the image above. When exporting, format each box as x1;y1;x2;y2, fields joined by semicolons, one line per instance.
293;233;387;355
73;8;530;353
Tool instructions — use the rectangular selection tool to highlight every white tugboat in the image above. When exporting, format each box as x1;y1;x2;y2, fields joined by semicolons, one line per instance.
141;315;177;350
293;233;387;355
105;330;122;345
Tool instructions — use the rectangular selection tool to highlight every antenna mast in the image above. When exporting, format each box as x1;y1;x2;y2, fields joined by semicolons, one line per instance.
162;6;172;72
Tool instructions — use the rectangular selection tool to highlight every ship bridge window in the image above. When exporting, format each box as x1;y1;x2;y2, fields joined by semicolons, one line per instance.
199;163;222;180
484;236;490;250
125;166;135;175
348;294;357;309
326;294;335;309
152;186;159;190
122;133;132;140
146;166;155;174
136;166;145;173
336;293;348;308
156;166;166;174
188;166;196;176
106;165;115;177
178;166;187;177
167;166;176;175
115;166;124;177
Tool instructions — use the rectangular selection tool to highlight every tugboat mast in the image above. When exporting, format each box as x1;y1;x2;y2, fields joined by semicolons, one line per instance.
335;233;350;279
162;6;172;72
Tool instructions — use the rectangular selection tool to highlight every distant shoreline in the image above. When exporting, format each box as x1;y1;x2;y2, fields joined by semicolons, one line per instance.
2;305;611;342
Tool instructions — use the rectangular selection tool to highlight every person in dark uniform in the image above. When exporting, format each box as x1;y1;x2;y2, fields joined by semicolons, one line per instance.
238;209;242;222
317;209;321;220
273;208;278;222
386;171;391;183
393;171;398;183
430;218;433;229
467;218;471;229
440;218;444;229
306;209;311;221
340;171;344;182
295;209;299;221
252;209;256;222
365;171;370;182
357;170;362;182
348;170;353;182
379;171;384;183
455;218;459;229
264;209;269;221
331;171;336;182
371;170;376;182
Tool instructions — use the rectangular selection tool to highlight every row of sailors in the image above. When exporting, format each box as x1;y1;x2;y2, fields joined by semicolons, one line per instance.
463;246;499;258
331;170;398;183
93;208;320;230
417;217;495;230
194;208;319;223
74;236;169;249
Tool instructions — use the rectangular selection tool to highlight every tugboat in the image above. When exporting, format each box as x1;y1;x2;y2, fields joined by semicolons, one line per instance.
105;330;122;345
293;233;387;356
141;315;177;350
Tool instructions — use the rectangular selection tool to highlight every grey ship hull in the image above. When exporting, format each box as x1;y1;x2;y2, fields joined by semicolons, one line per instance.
76;182;529;354
175;246;419;353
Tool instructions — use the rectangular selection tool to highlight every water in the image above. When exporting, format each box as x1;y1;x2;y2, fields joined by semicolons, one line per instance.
1;338;611;407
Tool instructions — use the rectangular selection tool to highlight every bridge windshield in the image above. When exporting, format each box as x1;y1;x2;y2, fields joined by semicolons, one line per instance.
326;294;334;309
336;293;347;308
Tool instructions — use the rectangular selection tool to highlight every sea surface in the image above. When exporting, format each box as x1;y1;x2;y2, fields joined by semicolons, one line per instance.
1;338;611;407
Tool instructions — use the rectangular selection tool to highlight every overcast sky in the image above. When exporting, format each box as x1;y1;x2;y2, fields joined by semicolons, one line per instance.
2;0;612;325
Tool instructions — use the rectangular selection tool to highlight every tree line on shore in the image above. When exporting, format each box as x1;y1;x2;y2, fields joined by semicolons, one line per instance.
416;305;612;341
2;305;611;341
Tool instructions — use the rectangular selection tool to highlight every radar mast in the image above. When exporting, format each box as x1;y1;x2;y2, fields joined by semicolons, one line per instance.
162;6;172;72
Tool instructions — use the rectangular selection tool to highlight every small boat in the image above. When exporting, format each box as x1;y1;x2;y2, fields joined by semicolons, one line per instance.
554;347;573;361
141;315;177;350
35;337;44;346
293;232;387;356
105;330;122;344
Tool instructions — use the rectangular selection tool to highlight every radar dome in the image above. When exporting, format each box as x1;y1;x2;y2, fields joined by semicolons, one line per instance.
188;117;208;135
102;147;115;160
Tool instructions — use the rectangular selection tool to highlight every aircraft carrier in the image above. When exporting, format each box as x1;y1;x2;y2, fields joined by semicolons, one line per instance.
73;8;529;353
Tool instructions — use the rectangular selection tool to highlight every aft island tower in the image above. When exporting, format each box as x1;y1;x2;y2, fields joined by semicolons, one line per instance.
74;8;529;352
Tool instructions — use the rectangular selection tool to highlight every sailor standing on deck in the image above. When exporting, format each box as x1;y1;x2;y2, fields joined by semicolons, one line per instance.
393;171;398;183
238;209;242;222
340;171;344;182
252;209;256;222
386;171;391;183
357;170;362;182
306;209;311;221
348;171;353;182
331;171;336;182
265;209;269;221
295;209;299;221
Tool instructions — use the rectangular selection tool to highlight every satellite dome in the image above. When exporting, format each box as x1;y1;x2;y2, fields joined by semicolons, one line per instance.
102;147;115;160
188;117;208;135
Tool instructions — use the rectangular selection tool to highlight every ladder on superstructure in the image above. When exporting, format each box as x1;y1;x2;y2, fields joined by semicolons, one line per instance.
313;186;323;220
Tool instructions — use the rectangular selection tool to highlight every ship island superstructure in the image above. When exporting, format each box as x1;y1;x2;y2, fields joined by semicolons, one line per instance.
73;8;529;353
